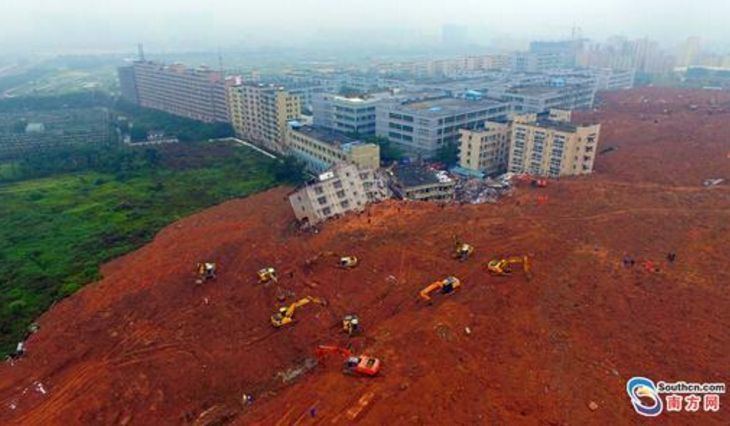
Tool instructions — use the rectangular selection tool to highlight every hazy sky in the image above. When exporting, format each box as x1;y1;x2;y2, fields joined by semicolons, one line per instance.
2;0;729;53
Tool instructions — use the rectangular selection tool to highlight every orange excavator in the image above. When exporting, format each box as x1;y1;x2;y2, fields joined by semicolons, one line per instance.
315;345;381;376
419;276;461;302
487;256;532;280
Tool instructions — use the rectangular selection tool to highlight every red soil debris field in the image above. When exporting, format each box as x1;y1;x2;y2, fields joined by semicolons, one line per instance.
1;87;729;425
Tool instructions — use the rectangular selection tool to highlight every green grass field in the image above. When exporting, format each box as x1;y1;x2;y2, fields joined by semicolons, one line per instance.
0;142;280;355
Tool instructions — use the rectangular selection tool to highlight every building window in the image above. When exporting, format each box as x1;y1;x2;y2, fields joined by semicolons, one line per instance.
336;190;346;198
318;196;327;205
322;207;332;216
314;186;324;195
341;200;350;209
333;180;343;189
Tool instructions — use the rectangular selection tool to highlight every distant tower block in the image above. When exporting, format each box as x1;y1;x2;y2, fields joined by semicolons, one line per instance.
138;43;145;61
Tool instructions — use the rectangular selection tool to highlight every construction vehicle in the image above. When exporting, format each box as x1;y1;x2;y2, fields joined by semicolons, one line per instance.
315;345;381;376
338;256;359;269
452;236;474;261
257;267;277;284
487;256;532;280
307;251;359;269
270;296;326;327
531;179;547;188
342;314;361;336
196;262;217;282
419;276;461;302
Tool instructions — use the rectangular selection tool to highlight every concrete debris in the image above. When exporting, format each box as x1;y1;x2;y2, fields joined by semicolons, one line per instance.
454;175;514;204
588;401;599;411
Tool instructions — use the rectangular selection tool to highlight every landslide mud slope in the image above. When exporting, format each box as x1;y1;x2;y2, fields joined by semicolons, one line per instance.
1;87;729;425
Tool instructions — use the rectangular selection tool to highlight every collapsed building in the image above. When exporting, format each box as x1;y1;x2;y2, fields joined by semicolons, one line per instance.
388;165;456;203
288;163;389;227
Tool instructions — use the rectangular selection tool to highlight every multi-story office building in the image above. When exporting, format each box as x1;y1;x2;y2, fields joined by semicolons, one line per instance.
458;120;511;176
390;165;456;202
288;163;389;226
312;93;383;135
486;78;597;114
590;68;635;90
529;40;583;68
509;52;563;73
118;61;229;123
117;66;139;104
508;110;600;177
228;83;301;153
376;96;510;158
286;125;380;173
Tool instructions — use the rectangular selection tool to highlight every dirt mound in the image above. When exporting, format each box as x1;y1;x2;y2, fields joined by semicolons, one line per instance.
1;88;728;425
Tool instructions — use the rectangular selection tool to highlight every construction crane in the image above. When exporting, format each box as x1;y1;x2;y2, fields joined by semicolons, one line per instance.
342;314;361;336
196;262;217;283
419;276;461;302
257;267;277;284
270;296;327;327
487;256;532;280
452;236;474;261
315;345;381;376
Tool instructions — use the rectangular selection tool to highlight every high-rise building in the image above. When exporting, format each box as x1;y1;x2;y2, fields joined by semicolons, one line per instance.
117;66;138;104
508;110;600;177
118;61;230;123
312;92;383;135
678;37;702;67
458;120;511;176
228;83;301;153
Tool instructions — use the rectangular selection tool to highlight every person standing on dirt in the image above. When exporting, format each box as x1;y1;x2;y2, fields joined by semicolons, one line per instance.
667;252;677;263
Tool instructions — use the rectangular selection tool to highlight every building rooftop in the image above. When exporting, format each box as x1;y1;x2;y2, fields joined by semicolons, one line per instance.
394;165;451;187
291;125;362;146
396;96;505;117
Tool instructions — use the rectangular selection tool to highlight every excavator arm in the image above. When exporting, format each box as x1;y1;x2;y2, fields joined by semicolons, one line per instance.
419;282;443;301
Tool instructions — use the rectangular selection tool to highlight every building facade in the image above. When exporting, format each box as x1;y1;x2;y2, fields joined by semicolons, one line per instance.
288;163;389;226
117;66;138;104
376;96;511;158
312;93;384;135
228;83;301;153
508;110;600;177
591;68;635;90
458;120;511;176
286;125;380;173
120;61;229;123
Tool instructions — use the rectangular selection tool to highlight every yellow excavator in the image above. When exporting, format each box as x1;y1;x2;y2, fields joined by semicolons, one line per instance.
257;267;277;284
487;256;532;280
452;236;474;262
270;296;327;327
419;276;461;302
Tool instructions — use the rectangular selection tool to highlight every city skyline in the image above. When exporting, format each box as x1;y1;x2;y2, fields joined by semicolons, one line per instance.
2;0;730;54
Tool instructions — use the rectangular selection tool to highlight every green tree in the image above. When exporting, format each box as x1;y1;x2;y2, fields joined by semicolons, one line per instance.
366;136;404;164
434;142;459;167
269;155;307;184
